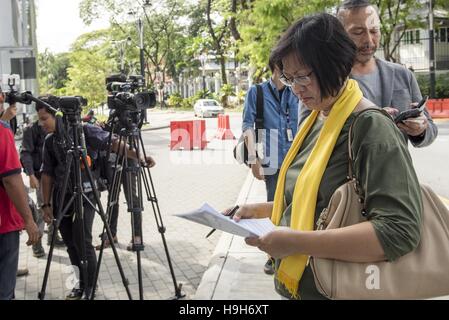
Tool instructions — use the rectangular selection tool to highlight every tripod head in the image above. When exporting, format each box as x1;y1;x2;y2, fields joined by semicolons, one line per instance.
105;73;156;132
107;108;141;133
35;95;88;152
59;97;88;153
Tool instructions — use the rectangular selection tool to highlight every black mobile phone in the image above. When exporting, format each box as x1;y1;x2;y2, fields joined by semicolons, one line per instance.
394;96;428;123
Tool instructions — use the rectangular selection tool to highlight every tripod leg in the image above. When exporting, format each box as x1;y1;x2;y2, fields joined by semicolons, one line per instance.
71;147;89;300
101;133;125;242
138;134;185;299
122;144;145;300
38;154;74;300
81;148;133;300
142;166;185;299
90;140;125;297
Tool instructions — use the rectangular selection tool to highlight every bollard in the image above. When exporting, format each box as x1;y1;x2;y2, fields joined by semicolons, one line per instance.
215;114;236;140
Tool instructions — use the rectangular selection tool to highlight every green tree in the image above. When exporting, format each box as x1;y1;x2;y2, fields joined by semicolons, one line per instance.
372;0;425;62
140;0;187;87
205;0;232;86
65;29;115;108
38;49;70;94
436;0;449;12
237;0;339;80
80;0;190;88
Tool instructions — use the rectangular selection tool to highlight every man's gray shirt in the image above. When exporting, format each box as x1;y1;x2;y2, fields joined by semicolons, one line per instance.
298;58;438;148
358;58;437;148
351;68;382;108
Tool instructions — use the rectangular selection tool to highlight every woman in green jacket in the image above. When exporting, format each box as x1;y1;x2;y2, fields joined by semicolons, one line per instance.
228;13;422;300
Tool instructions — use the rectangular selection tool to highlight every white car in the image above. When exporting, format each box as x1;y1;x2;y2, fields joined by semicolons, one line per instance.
194;99;224;118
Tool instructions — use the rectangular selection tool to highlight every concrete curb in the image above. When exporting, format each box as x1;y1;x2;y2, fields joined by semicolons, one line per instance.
194;171;254;299
141;113;200;131
141;125;170;131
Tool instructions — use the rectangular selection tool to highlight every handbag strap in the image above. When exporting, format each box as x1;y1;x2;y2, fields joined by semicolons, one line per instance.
347;107;392;216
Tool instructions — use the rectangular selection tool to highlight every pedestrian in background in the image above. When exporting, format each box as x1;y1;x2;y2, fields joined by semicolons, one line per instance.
20;116;65;257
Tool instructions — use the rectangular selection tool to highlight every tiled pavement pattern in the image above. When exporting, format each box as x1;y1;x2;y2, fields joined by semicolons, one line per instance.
15;114;249;300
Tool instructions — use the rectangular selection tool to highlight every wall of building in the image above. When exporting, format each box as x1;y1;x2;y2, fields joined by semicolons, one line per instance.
0;0;39;119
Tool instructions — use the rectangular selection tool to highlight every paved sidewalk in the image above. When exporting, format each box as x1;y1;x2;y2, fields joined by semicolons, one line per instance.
195;172;281;300
195;172;449;300
13;116;249;300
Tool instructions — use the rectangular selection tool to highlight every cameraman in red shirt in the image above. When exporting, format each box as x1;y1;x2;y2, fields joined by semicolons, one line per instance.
0;93;39;300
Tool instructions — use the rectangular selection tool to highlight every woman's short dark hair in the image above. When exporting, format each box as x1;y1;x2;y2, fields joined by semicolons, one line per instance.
272;13;356;99
35;96;57;116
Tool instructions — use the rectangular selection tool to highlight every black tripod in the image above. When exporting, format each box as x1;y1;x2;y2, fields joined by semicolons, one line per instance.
38;106;132;300
92;108;184;300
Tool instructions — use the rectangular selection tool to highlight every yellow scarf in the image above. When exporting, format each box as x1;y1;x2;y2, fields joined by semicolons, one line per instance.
271;79;363;298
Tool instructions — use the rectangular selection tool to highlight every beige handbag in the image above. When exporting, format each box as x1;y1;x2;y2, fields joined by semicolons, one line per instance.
310;108;449;300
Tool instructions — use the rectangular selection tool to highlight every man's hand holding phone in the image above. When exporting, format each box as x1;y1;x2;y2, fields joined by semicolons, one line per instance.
395;96;429;137
398;113;428;137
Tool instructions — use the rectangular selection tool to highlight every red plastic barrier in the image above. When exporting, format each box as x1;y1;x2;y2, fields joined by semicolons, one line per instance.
443;99;449;110
170;120;207;150
426;99;435;114
434;99;443;113
192;120;207;149
215;114;236;140
428;99;449;119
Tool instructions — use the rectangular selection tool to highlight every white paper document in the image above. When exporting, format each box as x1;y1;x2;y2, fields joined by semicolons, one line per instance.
175;203;275;238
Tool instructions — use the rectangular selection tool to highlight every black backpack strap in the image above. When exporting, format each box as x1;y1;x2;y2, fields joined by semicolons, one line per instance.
255;84;264;143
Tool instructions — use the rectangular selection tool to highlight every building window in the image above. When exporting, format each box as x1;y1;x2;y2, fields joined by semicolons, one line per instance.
436;27;449;43
404;29;421;45
10;57;37;79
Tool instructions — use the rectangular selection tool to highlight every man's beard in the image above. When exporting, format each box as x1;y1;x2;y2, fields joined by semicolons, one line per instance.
356;44;377;64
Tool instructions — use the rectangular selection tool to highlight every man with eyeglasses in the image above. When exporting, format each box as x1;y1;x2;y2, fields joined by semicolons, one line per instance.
242;53;299;275
335;0;437;146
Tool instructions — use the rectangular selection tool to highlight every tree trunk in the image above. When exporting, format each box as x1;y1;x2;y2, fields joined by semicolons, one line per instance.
220;54;227;85
206;0;228;88
230;0;241;41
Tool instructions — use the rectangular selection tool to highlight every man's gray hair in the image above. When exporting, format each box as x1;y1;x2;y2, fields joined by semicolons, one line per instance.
338;0;372;10
336;0;379;22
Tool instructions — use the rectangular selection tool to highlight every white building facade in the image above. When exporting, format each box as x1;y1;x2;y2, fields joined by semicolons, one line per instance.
0;0;39;118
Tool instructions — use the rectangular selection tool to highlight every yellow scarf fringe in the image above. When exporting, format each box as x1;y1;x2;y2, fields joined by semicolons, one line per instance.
271;79;363;297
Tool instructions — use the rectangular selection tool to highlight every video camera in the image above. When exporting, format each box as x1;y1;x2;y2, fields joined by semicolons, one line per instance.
59;96;88;115
37;95;87;117
0;76;33;105
1;76;86;116
106;74;156;111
